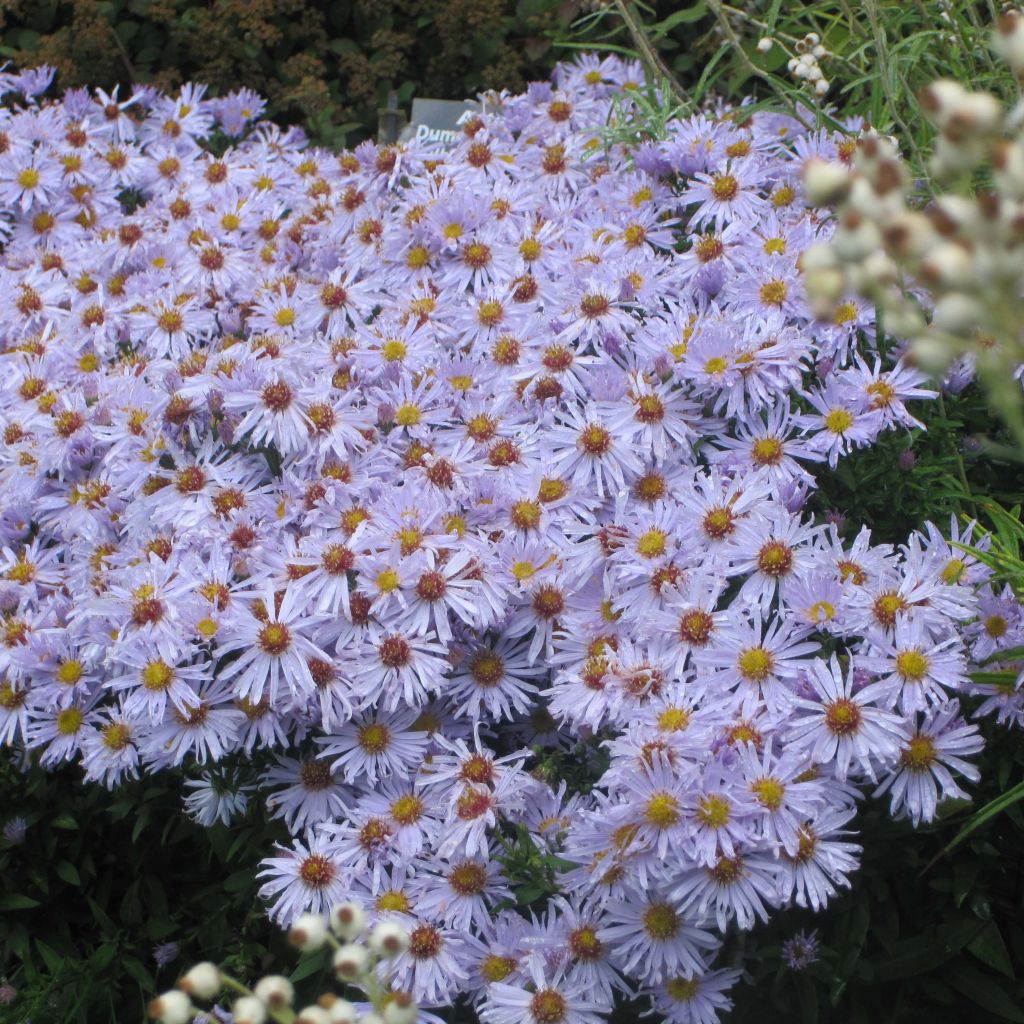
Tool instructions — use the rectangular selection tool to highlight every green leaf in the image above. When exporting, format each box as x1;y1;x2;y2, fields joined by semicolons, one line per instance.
967;922;1016;980
121;955;154;991
35;938;63;973
928;779;1024;867
868;918;983;981
290;947;328;983
649;2;707;37
224;868;255;893
947;963;1024;1022
56;860;81;886
0;893;41;910
89;942;118;971
51;813;78;829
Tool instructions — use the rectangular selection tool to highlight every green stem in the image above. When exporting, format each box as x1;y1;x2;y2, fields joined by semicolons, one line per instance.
936;392;977;519
220;974;296;1024
705;0;814;130
611;0;687;104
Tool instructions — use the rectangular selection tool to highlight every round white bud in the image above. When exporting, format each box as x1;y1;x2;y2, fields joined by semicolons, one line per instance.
931;293;984;336
359;1014;385;1024
993;13;1024;74
296;1007;332;1024
233;997;269;1024
832;220;882;263
254;975;295;1009
382;993;418;1024
368;921;411;959
802;159;850;205
787;58;799;73
814;78;830;96
920;242;973;286
805;31;820;46
289;913;329;952
757;36;773;53
910;333;959;373
148;991;194;1024
177;962;221;1000
812;44;827;59
329;901;367;940
333;942;370;981
326;998;359;1024
800;242;839;273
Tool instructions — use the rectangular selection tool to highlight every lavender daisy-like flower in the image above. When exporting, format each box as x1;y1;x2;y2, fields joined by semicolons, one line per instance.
874;703;984;825
788;655;907;781
2;816;27;845
782;929;820;970
152;941;179;967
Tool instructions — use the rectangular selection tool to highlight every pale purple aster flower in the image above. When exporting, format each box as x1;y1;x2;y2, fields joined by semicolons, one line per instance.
788;656;907;781
478;953;610;1024
874;703;984;825
2;816;27;845
782;929;820;970
599;889;721;984
152;941;179;966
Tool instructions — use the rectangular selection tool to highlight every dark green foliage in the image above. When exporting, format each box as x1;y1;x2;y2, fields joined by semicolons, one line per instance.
0;758;291;1022
724;719;1024;1024
809;384;1024;547
0;0;582;147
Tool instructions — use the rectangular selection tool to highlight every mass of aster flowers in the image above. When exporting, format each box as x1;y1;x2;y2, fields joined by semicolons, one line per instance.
1;52;1023;1024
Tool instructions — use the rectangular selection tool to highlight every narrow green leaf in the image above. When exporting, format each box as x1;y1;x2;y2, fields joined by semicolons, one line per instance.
947;964;1024;1022
34;938;63;973
927;779;1024;867
290;948;328;983
0;894;41;910
967;922;1016;980
55;860;80;886
649;2;707;37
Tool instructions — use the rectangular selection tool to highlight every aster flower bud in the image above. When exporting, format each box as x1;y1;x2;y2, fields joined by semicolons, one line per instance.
757;37;773;53
919;242;974;286
177;962;221;1000
289;913;329;951
148;991;194;1024
329;901;367;940
232;996;268;1024
814;78;830;97
359;1015;385;1024
333;943;370;980
367;922;410;959
253;975;294;1009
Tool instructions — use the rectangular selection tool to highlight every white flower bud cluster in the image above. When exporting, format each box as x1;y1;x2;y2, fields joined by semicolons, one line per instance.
801;17;1024;438
786;32;831;97
148;905;414;1024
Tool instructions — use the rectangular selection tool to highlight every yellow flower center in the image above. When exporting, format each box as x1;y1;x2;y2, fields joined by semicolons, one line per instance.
644;792;681;828
696;794;730;829
895;649;929;682
737;647;774;682
824;408;854;434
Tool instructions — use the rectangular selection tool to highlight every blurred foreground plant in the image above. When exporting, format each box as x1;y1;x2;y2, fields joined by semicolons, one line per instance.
800;11;1024;452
